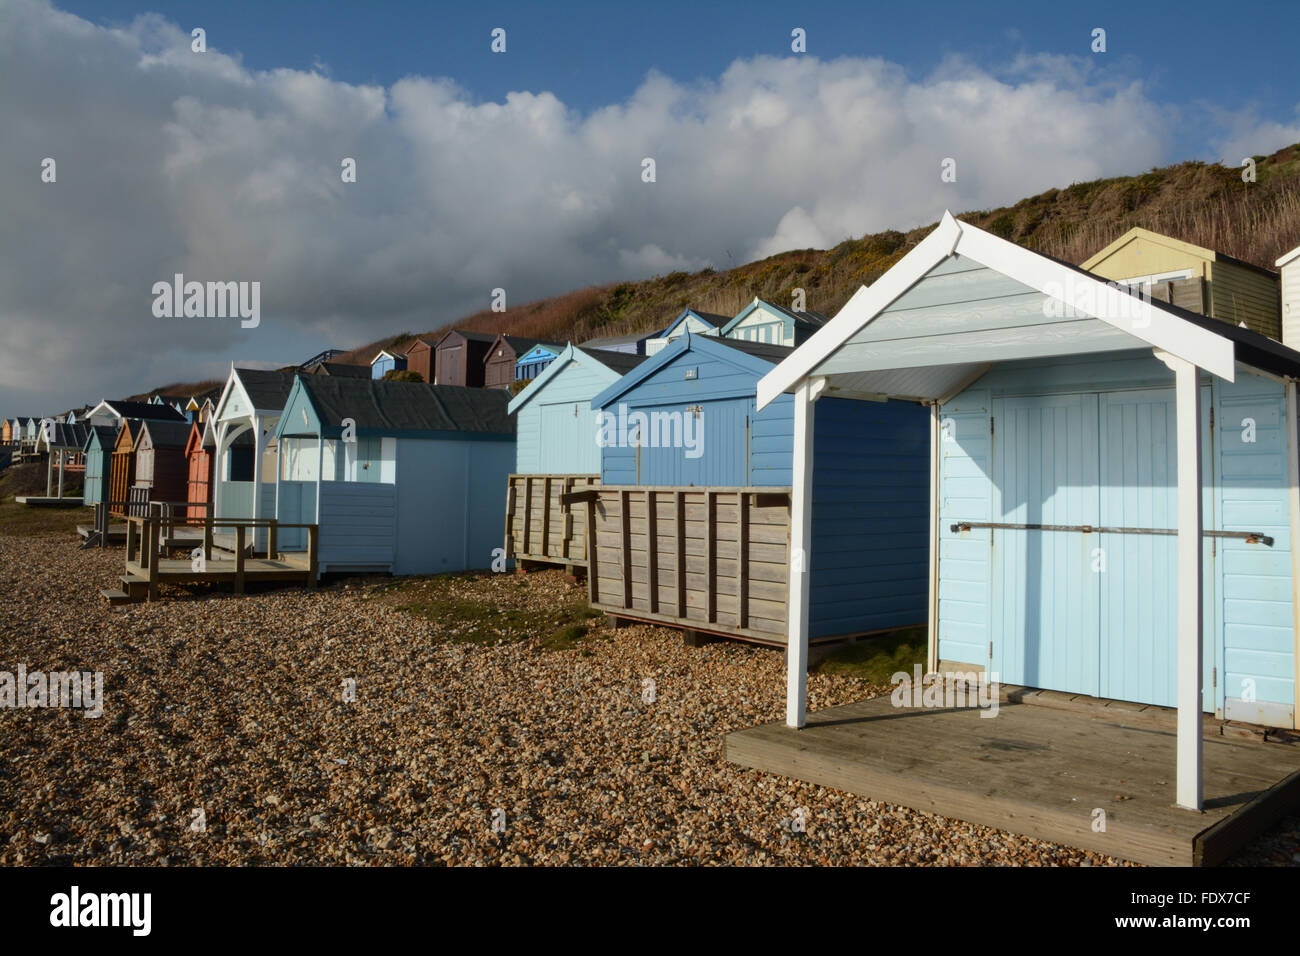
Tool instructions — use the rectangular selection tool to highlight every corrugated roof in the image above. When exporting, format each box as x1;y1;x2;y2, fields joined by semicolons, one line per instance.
286;376;515;437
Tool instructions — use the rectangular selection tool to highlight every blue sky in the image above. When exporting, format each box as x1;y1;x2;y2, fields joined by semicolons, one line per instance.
4;0;1300;413
58;0;1300;160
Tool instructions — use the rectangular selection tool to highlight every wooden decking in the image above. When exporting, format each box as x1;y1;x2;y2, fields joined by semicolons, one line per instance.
504;473;599;571
101;513;318;603
725;692;1300;866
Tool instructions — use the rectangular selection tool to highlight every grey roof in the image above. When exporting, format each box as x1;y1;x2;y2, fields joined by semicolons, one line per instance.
584;348;649;375
285;376;515;439
708;336;796;363
234;368;297;410
312;362;370;378
83;425;118;451
438;328;499;345
750;300;829;330
580;330;661;348
139;419;192;449
42;422;89;450
104;400;186;422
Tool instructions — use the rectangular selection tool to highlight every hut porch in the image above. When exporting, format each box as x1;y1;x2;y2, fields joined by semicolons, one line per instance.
725;688;1300;866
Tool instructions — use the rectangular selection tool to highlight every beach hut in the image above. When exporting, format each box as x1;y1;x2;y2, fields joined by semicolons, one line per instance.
133;419;192;506
1277;243;1300;348
211;368;296;545
572;332;930;644
644;308;728;355
81;426;117;507
484;335;566;388
513;343;565;383
83;399;186;429
108;419;147;516
274;375;515;575
434;330;496;387
183;420;213;521
719;297;829;347
34;422;89;499
370;349;408;379
402;337;437;383
1082;227;1281;340
503;344;646;570
1;418;16;445
753;211;1300;815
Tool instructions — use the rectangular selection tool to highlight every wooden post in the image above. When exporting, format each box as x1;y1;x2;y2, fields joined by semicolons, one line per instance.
522;477;532;557
675;490;686;618
306;524;319;586
561;477;573;561
927;403;941;674
235;524;246;595
737;491;748;629
125;515;137;564
786;380;815;729
269;519;278;560
585;494;599;604
504;479;516;558
1174;357;1203;811
705;492;716;624
204;513;213;563
541;476;552;558
646;489;659;614
147;518;160;602
57;450;65;499
619;489;632;608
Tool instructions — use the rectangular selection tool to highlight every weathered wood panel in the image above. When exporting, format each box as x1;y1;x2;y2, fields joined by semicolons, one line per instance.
504;473;599;567
580;485;795;643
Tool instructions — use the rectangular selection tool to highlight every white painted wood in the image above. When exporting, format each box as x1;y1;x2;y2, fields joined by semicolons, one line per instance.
1288;380;1300;731
756;212;1239;409
785;379;815;729
927;402;940;674
1174;356;1204;811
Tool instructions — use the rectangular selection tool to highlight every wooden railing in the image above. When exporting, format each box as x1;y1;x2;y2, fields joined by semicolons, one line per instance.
124;509;318;600
504;473;599;568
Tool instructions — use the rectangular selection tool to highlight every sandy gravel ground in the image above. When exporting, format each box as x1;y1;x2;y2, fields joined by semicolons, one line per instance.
1;530;1296;866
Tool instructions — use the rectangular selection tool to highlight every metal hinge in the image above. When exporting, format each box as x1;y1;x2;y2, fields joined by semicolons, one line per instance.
989;641;993;659
1213;667;1217;689
1209;406;1215;430
990;416;995;436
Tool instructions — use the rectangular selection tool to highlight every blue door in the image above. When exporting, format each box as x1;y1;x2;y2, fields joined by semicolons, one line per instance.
633;398;750;486
1098;387;1218;710
991;388;1219;710
990;394;1101;695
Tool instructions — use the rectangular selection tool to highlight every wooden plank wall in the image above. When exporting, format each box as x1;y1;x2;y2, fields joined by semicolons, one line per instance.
583;485;792;643
504;474;599;566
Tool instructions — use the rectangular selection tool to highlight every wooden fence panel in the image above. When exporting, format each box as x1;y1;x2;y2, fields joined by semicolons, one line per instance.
579;485;793;644
503;473;600;567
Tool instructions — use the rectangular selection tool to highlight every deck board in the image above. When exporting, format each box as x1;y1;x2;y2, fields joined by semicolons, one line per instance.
725;694;1300;866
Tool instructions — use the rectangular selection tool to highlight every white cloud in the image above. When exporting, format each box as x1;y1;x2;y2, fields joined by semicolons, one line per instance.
0;0;1182;412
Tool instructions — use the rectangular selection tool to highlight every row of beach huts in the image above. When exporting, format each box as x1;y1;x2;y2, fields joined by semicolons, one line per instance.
6;220;1300;830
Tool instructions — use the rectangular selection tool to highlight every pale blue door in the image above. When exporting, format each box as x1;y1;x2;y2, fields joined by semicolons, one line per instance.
990;394;1101;695
1098;387;1218;710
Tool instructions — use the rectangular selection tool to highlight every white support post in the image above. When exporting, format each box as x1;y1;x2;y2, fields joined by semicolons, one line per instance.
927;403;941;674
45;444;53;496
57;450;65;498
1174;357;1204;811
786;379;815;729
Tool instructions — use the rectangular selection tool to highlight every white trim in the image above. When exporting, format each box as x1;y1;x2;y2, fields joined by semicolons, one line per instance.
1287;380;1300;731
785;379;814;729
1277;245;1300;270
926;403;941;674
757;212;1238;409
1174;356;1204;812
